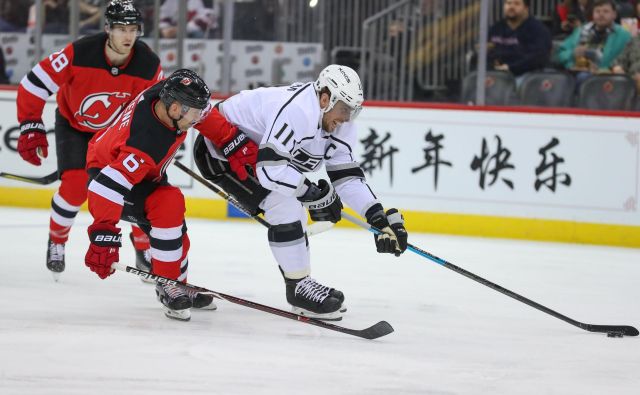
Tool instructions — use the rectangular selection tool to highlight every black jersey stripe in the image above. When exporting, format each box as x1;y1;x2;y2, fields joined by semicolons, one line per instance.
260;167;298;190
26;71;53;96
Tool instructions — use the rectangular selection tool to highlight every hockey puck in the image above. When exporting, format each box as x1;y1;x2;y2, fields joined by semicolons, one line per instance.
607;332;623;338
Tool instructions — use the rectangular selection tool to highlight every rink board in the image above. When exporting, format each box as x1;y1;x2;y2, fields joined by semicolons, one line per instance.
0;89;638;247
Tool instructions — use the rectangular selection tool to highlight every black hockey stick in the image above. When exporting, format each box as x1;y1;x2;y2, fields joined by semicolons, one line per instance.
173;160;334;236
174;160;272;228
342;212;639;337
0;170;58;185
112;262;393;340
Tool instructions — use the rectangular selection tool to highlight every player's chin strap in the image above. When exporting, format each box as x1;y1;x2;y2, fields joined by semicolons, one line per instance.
164;103;184;130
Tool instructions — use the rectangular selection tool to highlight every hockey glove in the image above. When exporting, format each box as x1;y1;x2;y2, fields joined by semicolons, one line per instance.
17;120;48;166
221;130;258;181
85;223;122;279
367;208;408;257
298;179;343;223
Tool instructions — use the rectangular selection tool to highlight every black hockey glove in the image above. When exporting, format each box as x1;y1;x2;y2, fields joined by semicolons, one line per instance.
297;179;343;223
366;207;408;257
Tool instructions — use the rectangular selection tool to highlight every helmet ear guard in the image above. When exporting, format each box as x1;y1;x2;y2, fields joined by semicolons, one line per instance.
314;65;364;120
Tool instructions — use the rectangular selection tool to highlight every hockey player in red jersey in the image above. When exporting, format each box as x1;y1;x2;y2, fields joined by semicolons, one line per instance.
192;65;409;320
84;69;218;321
16;0;163;280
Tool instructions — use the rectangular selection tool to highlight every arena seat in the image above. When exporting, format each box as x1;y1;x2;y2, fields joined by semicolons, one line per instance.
460;71;516;106
578;74;636;111
518;71;576;107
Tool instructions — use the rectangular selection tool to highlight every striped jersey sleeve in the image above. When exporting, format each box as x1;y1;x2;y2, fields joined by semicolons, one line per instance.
87;148;155;226
16;42;75;123
325;123;379;217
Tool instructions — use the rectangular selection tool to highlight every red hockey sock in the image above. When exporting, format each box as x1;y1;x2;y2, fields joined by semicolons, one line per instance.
49;169;88;244
130;225;150;250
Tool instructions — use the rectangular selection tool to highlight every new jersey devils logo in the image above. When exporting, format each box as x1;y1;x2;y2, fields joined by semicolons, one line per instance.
75;92;132;130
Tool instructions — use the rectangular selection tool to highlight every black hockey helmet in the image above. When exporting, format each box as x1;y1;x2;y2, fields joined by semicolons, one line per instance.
105;0;143;29
160;69;211;110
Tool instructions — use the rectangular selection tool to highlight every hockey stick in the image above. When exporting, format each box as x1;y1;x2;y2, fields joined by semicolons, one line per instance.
173;160;334;237
112;262;393;340
342;211;639;337
0;170;58;185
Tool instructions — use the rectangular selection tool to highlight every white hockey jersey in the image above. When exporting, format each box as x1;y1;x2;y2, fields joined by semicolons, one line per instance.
217;82;380;218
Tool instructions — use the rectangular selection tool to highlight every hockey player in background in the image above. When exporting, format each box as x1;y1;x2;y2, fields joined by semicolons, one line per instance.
84;69;219;321
192;64;409;320
16;0;163;280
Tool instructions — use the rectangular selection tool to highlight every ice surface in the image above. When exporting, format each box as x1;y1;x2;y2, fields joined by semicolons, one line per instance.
0;207;638;395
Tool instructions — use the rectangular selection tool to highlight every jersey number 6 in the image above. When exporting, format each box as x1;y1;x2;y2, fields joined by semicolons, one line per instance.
123;153;140;173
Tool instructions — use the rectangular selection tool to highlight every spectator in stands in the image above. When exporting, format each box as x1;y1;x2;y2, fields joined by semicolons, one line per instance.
27;0;101;35
0;46;9;84
0;1;29;32
612;33;640;91
552;0;593;38
158;0;217;39
555;0;631;75
487;0;552;80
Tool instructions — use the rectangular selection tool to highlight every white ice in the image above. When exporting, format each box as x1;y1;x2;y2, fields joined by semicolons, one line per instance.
0;207;638;395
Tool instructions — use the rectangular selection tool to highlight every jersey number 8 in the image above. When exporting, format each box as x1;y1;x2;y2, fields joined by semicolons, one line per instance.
48;51;69;73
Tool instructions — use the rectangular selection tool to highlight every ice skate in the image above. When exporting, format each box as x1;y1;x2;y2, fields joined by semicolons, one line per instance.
155;283;192;321
185;288;217;310
46;238;65;282
286;276;345;321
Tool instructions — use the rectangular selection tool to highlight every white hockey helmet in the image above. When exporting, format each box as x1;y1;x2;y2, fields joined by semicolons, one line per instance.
314;65;364;120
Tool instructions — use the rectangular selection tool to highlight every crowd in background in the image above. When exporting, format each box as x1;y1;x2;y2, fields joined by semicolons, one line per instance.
487;0;640;90
2;0;640;105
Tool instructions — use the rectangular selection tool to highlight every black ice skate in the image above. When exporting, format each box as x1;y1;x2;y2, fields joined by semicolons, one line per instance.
185;288;217;310
155;283;192;321
46;238;65;282
285;276;345;321
130;233;153;283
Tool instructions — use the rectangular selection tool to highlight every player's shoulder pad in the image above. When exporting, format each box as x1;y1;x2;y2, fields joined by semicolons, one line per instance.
72;32;109;67
126;40;161;80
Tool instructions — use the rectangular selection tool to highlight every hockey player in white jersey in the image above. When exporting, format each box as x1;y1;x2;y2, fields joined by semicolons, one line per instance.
193;65;409;320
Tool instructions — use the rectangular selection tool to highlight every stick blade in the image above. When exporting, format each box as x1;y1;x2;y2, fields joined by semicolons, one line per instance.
587;324;639;337
354;320;394;340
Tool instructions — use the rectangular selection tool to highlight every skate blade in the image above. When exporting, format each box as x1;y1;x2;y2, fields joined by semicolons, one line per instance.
163;307;191;321
291;306;343;321
193;302;218;311
51;271;61;282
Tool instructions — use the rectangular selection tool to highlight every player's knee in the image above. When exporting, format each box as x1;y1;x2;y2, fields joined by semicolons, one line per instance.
146;186;186;225
267;220;306;246
59;169;89;206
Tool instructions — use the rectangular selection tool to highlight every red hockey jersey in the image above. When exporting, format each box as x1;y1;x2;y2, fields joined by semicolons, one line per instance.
17;32;163;133
86;82;222;226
